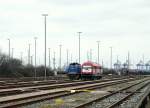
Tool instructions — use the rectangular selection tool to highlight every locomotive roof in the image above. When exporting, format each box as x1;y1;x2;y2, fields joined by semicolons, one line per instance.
70;62;80;65
82;61;101;67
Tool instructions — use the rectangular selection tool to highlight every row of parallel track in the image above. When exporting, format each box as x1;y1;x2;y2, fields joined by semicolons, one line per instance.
74;77;150;108
0;77;142;108
0;77;133;97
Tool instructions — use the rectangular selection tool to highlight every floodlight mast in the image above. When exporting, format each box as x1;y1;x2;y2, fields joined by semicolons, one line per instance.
110;47;112;69
42;14;48;80
97;41;100;64
77;32;82;64
34;37;37;78
7;39;10;60
48;48;51;69
59;44;62;71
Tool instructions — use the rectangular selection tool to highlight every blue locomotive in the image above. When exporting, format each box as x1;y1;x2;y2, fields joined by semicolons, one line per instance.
65;63;81;80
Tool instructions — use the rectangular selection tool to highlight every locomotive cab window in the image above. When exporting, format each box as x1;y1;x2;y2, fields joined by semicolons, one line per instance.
82;66;92;72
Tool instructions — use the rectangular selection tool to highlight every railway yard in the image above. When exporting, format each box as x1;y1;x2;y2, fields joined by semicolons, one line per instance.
0;76;149;108
1;0;150;108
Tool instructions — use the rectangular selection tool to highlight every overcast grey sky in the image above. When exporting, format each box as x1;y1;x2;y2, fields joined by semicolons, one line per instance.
0;0;150;68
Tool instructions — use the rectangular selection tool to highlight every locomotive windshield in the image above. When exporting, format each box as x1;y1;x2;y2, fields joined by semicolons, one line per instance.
82;66;92;72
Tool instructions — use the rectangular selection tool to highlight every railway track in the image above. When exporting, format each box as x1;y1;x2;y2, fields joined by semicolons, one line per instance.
26;77;149;108
0;79;78;89
0;75;68;83
113;82;150;108
0;77;133;97
0;77;126;89
74;78;150;108
0;77;138;108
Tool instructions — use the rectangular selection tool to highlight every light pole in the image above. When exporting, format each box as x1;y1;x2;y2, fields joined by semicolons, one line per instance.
7;39;10;60
128;51;130;69
71;53;72;63
28;44;31;65
143;54;145;70
48;48;51;69
20;52;23;63
67;49;69;66
53;51;56;70
42;14;48;80
59;44;62;70
142;54;144;64
90;49;92;61
77;32;82;64
110;47;112;69
102;59;104;67
11;48;14;59
97;41;100;64
87;50;89;61
34;37;37;78
31;55;33;66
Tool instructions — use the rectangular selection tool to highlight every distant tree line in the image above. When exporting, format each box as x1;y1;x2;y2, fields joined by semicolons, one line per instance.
0;52;54;78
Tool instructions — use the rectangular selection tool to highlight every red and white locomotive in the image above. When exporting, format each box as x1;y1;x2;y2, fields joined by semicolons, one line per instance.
81;61;102;80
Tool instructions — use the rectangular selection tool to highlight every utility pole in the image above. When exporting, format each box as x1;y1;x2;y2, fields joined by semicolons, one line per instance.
77;32;82;64
42;14;48;80
48;48;51;69
34;37;37;78
97;41;100;64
